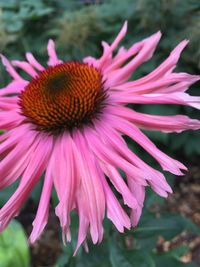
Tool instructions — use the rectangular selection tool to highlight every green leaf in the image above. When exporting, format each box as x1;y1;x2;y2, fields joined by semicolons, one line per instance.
134;212;200;240
0;220;30;267
110;241;155;267
76;242;111;267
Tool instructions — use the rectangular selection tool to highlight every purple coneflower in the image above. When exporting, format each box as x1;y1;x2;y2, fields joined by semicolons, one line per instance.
0;22;199;252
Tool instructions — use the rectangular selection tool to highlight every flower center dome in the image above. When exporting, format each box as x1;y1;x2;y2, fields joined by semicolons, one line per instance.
19;62;106;133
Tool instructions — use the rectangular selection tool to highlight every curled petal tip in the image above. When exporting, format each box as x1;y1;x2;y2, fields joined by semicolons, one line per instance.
123;20;128;31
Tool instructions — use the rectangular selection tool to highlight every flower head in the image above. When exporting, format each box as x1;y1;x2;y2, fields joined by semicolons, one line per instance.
0;21;199;252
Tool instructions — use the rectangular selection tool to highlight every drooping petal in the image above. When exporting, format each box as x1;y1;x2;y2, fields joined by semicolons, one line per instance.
0;134;53;231
108;106;200;133
127;178;145;226
0;128;38;188
99;170;131;232
73;130;105;244
105;114;186;175
53;133;77;243
95;118;172;195
29;157;54;243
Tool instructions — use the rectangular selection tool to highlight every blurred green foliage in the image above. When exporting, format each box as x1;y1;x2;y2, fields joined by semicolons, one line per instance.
0;0;200;266
0;220;30;267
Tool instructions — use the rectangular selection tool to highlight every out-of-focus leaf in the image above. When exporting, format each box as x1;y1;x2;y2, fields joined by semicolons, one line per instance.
0;220;30;267
110;241;155;267
76;242;111;267
134;212;200;240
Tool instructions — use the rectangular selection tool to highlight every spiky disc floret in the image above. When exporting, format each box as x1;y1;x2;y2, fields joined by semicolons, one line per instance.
19;62;106;133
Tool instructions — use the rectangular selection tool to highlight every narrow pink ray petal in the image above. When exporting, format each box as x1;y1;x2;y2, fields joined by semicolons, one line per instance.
0;97;18;111
0;80;28;96
73;130;105;244
0;137;40;190
105;31;161;87
102;163;137;209
106;114;186;175
113;73;200;94
0;55;23;81
0;111;24;130
100;170;131;232
84;21;127;69
74;189;89;255
98;21;128;69
26;52;45;71
12;60;38;78
84;128;148;188
123;40;188;86
110;92;200;110
54;134;77;243
0;134;53;231
95;118;172;194
127;178;145;226
0;124;31;155
29;157;54;243
47;39;62;66
0;129;38;187
149;183;168;198
109;106;200;133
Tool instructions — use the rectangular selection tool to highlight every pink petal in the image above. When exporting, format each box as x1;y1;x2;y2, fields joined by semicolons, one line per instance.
109;106;200;133
105;31;161;87
98;21;128;69
113;73;199;94
110;92;200;110
0;55;23;81
102;164;137;209
84;128;148;187
127;178;145;226
12;60;38;78
73;130;105;244
124;40;189;86
47;39;62;66
100;173;131;232
95;118;172;194
0;129;38;188
0;134;53;231
53;134;77;243
106;114;187;175
0;111;23;130
29;158;53;243
0;80;28;96
26;52;45;71
74;188;89;255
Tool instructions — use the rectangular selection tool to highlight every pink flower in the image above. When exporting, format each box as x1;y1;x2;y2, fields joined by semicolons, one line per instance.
0;21;199;252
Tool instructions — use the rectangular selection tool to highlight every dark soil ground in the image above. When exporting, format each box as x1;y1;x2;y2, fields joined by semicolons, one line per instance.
19;159;200;267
